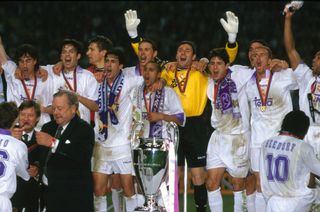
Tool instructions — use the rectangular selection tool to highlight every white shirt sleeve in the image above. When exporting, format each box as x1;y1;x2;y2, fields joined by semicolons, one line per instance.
301;143;320;176
83;71;99;101
15;143;30;181
1;60;17;83
293;63;313;93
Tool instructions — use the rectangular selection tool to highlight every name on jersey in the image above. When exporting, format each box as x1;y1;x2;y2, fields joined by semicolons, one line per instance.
253;97;273;107
264;139;296;152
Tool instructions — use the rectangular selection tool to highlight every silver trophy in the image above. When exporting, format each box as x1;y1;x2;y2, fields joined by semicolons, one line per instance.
132;122;179;212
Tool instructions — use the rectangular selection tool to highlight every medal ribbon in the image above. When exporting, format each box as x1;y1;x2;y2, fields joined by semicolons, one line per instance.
21;77;37;100
256;72;273;109
174;68;191;94
213;81;220;107
62;67;77;92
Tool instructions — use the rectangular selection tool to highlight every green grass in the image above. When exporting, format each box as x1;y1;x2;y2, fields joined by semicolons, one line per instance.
106;194;234;211
179;194;233;212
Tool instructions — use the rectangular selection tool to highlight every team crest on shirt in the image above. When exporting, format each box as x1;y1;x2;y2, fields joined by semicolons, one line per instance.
19;94;38;102
170;79;178;88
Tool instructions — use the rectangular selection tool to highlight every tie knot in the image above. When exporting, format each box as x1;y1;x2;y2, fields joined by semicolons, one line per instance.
22;134;28;142
55;126;63;139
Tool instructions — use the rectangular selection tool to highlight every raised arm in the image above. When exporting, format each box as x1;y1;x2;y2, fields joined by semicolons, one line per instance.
0;36;9;65
283;5;302;70
124;9;141;55
220;11;239;64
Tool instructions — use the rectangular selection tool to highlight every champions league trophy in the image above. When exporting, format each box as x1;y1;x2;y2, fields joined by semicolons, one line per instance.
130;122;179;212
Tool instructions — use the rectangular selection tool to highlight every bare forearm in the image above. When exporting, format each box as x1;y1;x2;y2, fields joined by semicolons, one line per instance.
0;40;8;65
284;15;300;70
161;114;182;125
77;94;99;112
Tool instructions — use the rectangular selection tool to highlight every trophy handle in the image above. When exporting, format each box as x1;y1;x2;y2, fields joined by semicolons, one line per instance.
130;120;144;149
166;122;179;154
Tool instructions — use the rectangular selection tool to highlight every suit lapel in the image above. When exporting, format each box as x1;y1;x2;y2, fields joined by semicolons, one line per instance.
58;115;78;142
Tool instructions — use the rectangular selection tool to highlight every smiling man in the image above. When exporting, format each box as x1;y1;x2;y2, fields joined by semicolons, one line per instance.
36;90;95;212
10;101;42;212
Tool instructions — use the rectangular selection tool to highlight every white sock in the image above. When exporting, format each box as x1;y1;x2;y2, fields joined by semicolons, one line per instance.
208;187;223;212
136;194;145;207
111;188;123;212
94;195;107;212
246;192;256;212
234;190;245;212
255;192;266;212
125;194;138;212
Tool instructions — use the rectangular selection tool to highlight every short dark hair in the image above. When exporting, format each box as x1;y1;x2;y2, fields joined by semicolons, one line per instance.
145;61;161;73
61;38;83;55
14;44;39;71
53;90;79;109
0;102;18;129
177;40;197;55
208;48;230;64
280;110;310;139
139;38;158;51
106;47;125;65
18;100;41;118
88;35;113;52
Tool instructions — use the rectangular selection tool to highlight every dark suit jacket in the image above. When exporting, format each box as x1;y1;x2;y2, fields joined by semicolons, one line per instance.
40;115;95;212
11;131;41;210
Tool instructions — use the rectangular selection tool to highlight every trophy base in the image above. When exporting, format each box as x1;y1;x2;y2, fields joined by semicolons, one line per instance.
134;206;166;212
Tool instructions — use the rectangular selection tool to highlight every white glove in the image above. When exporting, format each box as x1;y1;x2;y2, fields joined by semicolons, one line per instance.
284;1;304;13
220;11;239;44
124;9;141;39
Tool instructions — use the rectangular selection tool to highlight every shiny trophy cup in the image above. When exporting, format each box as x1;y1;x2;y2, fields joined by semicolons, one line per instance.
131;122;179;212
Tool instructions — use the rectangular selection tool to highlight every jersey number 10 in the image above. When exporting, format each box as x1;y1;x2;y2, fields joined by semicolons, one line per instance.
266;154;289;182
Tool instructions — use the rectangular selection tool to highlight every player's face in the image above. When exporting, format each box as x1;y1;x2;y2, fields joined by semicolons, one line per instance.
60;44;80;71
19;107;39;132
143;63;160;88
176;44;196;69
52;94;76;126
312;51;320;75
252;47;271;74
208;56;229;81
18;54;37;76
104;54;123;82
86;42;106;66
138;42;157;67
248;42;264;67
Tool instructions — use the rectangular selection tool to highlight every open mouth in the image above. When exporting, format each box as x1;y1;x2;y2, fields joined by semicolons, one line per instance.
64;57;72;66
139;56;147;63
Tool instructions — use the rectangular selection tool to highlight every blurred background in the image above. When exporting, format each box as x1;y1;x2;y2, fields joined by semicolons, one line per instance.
0;1;319;68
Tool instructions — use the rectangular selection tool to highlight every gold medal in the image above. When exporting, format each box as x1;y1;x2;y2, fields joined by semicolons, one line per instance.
260;106;266;112
110;103;118;112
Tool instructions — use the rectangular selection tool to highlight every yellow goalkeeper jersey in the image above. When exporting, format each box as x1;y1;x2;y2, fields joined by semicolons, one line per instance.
161;68;208;117
131;37;238;117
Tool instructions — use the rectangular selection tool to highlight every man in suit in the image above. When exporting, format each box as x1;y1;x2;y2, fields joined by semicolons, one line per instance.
36;90;95;212
10;100;42;212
